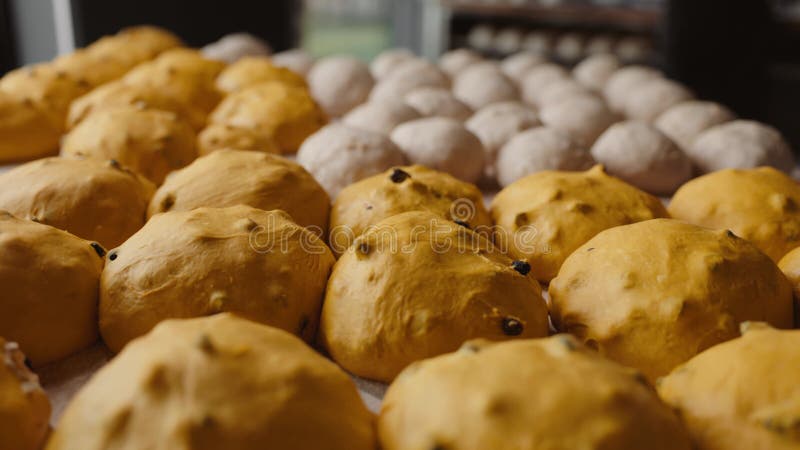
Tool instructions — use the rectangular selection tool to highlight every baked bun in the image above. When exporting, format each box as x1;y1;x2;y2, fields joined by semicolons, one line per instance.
380;336;692;450
0;157;155;249
452;63;518;110
307;56;374;117
371;48;415;80
197;123;279;156
687;120;795;174
539;94;616;147
404;87;472;121
215;56;306;93
51;49;130;87
271;49;314;77
319;211;549;382
297;123;407;197
343;98;421;136
669;167;800;261
50;314;374;450
99;206;334;353
330;165;491;253
370;59;449;102
654;100;736;150
0;212;104;365
209;81;326;153
550;218;794;381
658;324;800;450
390;117;485;183
148;149;329;233
778;248;800;326
61;107;198;185
603;65;662;113
491;165;667;281
572;53;621;92
88;26;182;65
0;338;50;450
0;91;61;163
465;101;540;170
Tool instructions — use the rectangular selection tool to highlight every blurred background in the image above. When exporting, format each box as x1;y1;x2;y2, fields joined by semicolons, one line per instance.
0;0;798;146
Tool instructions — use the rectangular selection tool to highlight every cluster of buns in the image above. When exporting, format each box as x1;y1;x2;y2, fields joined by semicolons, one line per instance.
0;28;798;450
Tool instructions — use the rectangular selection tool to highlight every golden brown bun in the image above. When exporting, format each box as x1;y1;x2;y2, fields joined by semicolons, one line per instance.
99;206;334;353
86;25;182;67
67;81;206;130
491;165;668;282
197;123;280;156
148;149;329;234
330;165;491;254
209;81;326;153
0;212;104;365
777;247;800;327
669;167;800;262
550;218;794;381
49;314;375;450
0;338;50;450
0;91;61;163
658;324;800;450
61;106;198;185
51;49;131;87
216;56;307;93
319;211;549;382
380;336;692;450
0;157;155;249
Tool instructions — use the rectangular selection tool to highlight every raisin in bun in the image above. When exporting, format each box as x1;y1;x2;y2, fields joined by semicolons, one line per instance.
0;338;50;450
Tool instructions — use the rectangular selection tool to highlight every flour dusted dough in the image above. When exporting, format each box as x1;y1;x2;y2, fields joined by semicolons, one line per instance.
654;100;736;150
500;51;547;83
370;59;449;102
452;63;518;110
307;56;374;117
519;63;569;106
371;48;415;80
404;87;472;121
439;48;483;77
271;49;315;77
343;98;421;135
603;65;662;113
540;95;616;147
201;32;271;63
572;53;621;92
687;120;795;174
622;78;694;122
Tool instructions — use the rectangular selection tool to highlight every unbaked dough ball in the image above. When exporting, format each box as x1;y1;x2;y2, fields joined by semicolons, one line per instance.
496;127;594;187
197;123;279;156
271;48;315;77
778;248;800;326
658;324;800;450
343;98;421;135
0;338;50;450
0;212;104;366
554;32;585;63
320;211;549;382
51;314;375;450
215;56;306;94
603;65;662;113
149;149;328;232
500;51;547;84
493;27;524;54
0;90;61;163
540;95;617;147
390;117;485;183
468;25;495;51
297;123;407;197
573;53;621;92
307;56;374;117
371;48;415;80
440;48;483;77
404;87;472;121
452;63;518;110
550;219;794;381
591;121;692;195
370;59;449;102
535;78;595;107
61;107;198;185
654;100;736;150
522;30;554;54
201;32;271;63
585;34;616;55
466;101;540;172
209;81;327;153
380;336;692;450
491;165;667;281
669;167;800;262
616;36;652;63
99;206;334;352
519;63;569;105
330;165;492;253
623;78;694;122
687;120;795;174
0;157;155;249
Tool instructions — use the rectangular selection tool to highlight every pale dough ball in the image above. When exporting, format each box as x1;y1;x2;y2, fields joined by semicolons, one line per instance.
519;63;570;105
591;121;692;195
439;48;483;77
370;59;449;102
467;25;495;51
535;78;596;107
297;123;407;197
500;51;547;83
343;98;421;135
52;314;375;450
539;95;617;147
623;78;694;122
585;34;616;55
307;56;374;118
271;48;315;77
466;101;540;171
573;53;621;91
493;28;524;54
616;36;652;63
391;117;485;183
654;100;736;150
0;338;50;450
371;48;415;79
452;63;518;110
522;30;555;54
496;126;595;187
603;65;663;113
404;87;472;121
554;32;585;63
201;32;271;63
687;120;795;174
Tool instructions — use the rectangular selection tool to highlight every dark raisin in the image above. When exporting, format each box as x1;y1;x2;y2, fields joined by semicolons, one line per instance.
23;357;33;370
357;242;370;255
726;230;736;238
454;219;470;229
511;260;531;275
108;159;121;170
587;247;595;252
298;316;309;336
108;251;118;261
501;317;524;336
90;242;106;258
390;168;410;183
